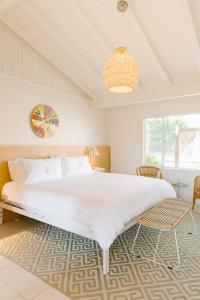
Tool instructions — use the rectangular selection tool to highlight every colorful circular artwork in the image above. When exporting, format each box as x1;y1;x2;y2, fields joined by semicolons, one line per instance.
31;104;59;138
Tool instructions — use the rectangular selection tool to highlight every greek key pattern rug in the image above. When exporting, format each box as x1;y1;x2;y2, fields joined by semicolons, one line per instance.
0;213;200;300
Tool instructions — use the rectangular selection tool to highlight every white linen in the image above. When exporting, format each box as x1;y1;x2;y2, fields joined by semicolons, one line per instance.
8;157;62;183
61;156;92;176
2;172;176;250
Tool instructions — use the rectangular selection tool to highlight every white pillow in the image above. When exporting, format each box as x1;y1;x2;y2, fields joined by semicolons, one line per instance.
8;157;62;183
62;156;92;176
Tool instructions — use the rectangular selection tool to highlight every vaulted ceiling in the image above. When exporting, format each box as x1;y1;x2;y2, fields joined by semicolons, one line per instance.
0;0;200;108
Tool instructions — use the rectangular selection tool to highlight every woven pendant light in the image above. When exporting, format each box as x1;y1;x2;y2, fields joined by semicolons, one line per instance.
103;47;139;93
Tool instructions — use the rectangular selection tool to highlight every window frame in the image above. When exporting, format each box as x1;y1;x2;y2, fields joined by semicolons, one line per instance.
143;113;200;171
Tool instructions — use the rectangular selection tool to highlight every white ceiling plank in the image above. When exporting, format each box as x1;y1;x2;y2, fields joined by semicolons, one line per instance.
16;0;101;96
0;15;96;99
42;55;96;100
70;0;144;91
0;14;96;99
69;1;111;55
131;0;200;83
0;0;16;13
128;4;173;85
41;54;96;99
1;0;200;108
184;0;200;70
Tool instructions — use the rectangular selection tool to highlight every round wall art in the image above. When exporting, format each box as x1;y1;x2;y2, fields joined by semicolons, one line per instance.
31;104;59;138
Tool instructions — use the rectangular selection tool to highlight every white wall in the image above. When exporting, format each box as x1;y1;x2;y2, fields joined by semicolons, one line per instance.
0;21;86;98
0;73;107;145
0;21;107;146
107;96;200;203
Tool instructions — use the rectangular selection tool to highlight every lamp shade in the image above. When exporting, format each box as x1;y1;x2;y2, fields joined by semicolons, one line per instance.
103;47;139;93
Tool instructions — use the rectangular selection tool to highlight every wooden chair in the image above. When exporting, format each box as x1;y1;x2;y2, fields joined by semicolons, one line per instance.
136;165;163;179
192;175;200;209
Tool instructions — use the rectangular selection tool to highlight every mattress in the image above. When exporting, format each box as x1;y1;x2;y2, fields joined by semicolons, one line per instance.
2;172;176;250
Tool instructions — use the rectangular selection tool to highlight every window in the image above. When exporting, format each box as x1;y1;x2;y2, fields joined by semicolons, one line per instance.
144;114;200;169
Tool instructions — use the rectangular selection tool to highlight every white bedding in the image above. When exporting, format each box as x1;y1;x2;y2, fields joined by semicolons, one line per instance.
2;172;176;250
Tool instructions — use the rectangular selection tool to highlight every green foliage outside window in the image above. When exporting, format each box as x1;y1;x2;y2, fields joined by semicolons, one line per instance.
147;118;186;154
144;154;160;166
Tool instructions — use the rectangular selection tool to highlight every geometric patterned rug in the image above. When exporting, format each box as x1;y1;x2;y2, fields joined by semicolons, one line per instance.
0;212;200;300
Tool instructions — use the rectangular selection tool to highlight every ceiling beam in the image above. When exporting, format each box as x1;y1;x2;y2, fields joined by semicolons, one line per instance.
128;4;173;85
95;80;200;109
0;0;16;14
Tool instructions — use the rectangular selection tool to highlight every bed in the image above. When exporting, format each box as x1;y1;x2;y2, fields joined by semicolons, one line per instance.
1;170;176;274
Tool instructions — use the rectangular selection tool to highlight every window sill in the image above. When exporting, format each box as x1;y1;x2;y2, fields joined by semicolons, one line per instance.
162;167;200;172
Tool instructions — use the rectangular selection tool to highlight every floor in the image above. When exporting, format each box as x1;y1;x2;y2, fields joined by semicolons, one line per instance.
0;213;200;299
0;218;71;300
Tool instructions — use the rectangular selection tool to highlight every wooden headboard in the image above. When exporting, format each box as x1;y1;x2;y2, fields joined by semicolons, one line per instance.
0;145;110;221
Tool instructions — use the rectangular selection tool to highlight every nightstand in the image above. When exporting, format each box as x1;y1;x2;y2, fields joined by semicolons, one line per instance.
93;167;105;172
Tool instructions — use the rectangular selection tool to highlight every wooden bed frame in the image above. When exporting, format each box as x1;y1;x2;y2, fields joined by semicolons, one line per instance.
0;144;136;274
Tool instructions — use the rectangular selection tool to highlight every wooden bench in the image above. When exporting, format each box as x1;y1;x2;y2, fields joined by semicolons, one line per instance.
132;198;197;269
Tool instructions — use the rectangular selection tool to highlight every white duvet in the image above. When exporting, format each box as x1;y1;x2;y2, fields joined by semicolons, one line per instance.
2;172;175;250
